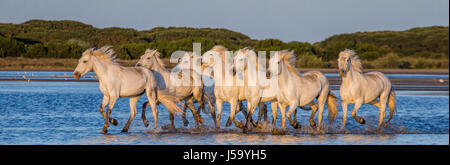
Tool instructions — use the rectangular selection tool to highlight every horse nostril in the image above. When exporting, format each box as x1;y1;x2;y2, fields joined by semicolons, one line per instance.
136;63;141;67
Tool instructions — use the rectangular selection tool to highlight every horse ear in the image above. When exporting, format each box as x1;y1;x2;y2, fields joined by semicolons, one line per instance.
289;50;295;56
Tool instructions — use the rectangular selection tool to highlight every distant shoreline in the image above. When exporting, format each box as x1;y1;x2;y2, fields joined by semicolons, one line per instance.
0;68;448;75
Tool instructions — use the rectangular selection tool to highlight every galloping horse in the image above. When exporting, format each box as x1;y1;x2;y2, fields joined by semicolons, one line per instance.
73;46;184;133
338;49;396;130
136;49;207;128
269;50;338;131
201;45;256;129
233;48;280;130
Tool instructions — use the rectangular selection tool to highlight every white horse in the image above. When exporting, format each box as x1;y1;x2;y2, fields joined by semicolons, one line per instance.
338;49;396;130
73;46;184;133
202;45;263;129
136;49;207;128
269;50;338;131
178;51;252;128
233;48;281;130
176;51;217;124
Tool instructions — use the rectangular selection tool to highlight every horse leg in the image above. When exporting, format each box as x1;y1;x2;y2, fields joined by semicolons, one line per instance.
271;101;278;126
145;89;159;129
351;100;365;124
168;112;175;129
286;102;300;129
181;99;189;127
244;102;258;132
227;99;244;128
99;95;118;126
308;103;318;128
208;99;216;126
215;99;224;129
377;97;387;131
316;93;327;131
150;101;159;129
279;103;287;130
341;102;349;129
193;88;204;124
121;96;140;133
102;95;118;134
256;102;267;127
141;102;149;127
187;97;203;126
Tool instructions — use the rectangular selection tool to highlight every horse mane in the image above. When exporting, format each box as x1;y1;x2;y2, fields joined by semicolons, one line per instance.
279;50;299;75
145;49;168;71
238;47;261;70
211;45;233;66
342;49;363;73
91;46;118;64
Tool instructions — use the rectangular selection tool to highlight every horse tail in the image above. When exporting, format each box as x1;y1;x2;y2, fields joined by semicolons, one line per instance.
157;90;185;115
386;88;397;125
326;91;339;123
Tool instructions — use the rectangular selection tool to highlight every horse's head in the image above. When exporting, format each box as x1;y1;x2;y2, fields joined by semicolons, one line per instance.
73;48;96;79
338;49;361;77
234;49;249;72
269;51;284;76
201;49;221;68
179;52;201;70
136;49;159;69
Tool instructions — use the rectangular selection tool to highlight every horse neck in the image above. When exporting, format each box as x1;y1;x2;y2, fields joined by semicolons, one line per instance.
212;60;234;84
278;62;298;87
91;57;111;82
149;58;171;85
243;61;259;83
342;65;362;83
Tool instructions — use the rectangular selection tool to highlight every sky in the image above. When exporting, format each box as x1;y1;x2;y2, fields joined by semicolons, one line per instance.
0;0;448;43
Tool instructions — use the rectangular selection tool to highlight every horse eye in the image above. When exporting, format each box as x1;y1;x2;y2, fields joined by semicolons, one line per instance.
83;60;87;63
147;57;151;60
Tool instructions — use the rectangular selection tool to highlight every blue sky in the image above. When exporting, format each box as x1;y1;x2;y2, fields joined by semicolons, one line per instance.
0;0;448;42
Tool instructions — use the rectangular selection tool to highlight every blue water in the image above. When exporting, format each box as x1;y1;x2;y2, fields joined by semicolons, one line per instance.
0;80;448;145
0;71;448;81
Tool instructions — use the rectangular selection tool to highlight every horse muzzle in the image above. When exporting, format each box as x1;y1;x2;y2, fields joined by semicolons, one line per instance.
73;72;81;79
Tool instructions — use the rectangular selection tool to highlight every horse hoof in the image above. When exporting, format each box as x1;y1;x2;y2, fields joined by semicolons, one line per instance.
255;122;263;128
143;120;149;128
359;118;366;124
110;118;118;126
272;128;288;135
121;129;128;133
309;120;316;128
292;122;301;129
183;120;189;127
237;121;245;129
242;127;249;133
226;118;232;127
101;128;108;134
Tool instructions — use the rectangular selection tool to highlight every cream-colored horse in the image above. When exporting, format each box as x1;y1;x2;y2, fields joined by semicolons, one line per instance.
338;49;396;130
178;51;251;128
233;48;280;130
202;45;259;129
73;46;184;133
269;50;338;131
136;49;205;128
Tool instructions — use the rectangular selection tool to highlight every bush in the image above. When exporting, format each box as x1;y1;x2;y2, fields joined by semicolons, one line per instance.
296;53;327;68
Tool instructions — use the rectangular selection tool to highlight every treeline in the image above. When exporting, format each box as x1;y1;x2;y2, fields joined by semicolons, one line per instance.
0;20;448;69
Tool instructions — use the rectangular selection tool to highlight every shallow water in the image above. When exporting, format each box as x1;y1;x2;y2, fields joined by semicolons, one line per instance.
0;80;448;145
